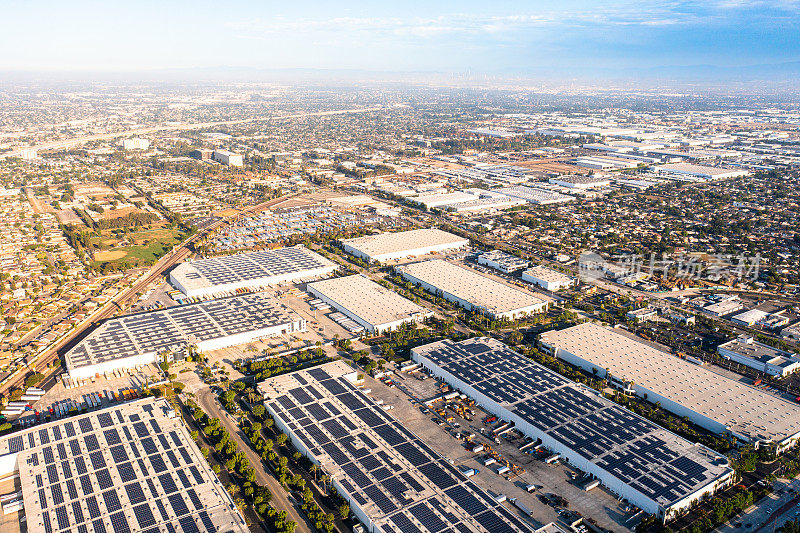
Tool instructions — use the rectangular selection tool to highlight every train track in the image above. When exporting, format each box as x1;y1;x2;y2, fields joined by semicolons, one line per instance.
1;193;297;395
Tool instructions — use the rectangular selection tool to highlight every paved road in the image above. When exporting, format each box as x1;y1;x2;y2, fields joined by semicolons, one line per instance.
715;477;800;532
195;387;312;533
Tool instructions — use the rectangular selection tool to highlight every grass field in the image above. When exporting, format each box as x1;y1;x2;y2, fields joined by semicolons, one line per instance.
90;225;189;270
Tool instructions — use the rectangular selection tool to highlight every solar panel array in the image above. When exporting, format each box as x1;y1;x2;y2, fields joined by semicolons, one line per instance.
263;363;538;533
172;245;336;293
65;292;303;371
2;399;249;533
414;338;733;510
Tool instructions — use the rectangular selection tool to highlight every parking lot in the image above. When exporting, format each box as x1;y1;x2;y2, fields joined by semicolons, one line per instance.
362;367;639;532
11;364;161;428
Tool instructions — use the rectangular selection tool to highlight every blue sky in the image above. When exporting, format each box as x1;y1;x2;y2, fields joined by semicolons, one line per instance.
1;1;798;74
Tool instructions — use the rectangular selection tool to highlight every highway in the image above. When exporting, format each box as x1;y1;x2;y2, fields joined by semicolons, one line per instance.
1;107;385;158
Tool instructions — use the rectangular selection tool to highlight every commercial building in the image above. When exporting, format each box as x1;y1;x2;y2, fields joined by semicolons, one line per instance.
782;323;800;341
702;299;743;317
539;323;800;452
212;149;243;167
477;250;529;273
521;266;574;292
341;229;468;263
64;293;305;380
120;138;150;150
169;245;337;298
717;336;800;377
626;308;658;323
396;260;551;320
548;176;611;189
307;274;432;334
259;361;545;533
189;148;212;161
654;163;748;180
411;338;733;523
494;186;573;205
730;309;768;327
0;398;249;533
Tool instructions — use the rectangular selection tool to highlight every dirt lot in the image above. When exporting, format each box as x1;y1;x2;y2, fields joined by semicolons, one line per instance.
363;370;640;532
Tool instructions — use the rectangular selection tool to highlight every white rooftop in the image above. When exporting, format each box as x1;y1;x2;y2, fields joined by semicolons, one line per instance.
397;260;551;317
540;322;800;445
341;229;468;261
307;274;431;329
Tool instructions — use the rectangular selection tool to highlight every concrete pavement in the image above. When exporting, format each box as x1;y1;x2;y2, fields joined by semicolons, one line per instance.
195;387;312;533
715;477;800;532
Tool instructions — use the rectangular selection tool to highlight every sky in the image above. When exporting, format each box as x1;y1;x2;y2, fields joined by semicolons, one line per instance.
1;0;799;76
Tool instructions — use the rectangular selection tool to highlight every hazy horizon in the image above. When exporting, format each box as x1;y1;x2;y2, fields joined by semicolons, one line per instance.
2;0;799;83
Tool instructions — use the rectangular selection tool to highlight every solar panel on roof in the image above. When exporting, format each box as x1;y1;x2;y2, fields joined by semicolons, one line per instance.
78;418;93;433
179;515;201;533
168;493;190;517
66;478;78;499
72;500;85;523
109;511;130;533
103;489;122;512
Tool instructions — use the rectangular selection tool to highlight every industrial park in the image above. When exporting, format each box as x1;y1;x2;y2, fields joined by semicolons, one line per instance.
2;4;800;531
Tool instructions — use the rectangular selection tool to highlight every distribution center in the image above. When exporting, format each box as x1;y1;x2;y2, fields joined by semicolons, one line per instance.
396;259;551;320
64;293;305;380
340;228;468;263
169;245;337;298
259;361;548;533
411;337;733;523
539;323;800;453
307;274;432;334
0;398;248;533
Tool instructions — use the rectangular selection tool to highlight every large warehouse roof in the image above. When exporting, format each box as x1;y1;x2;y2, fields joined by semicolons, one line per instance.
65;293;302;375
412;338;732;517
0;398;248;533
307;274;431;333
170;245;337;296
396;260;550;318
259;361;541;533
539;323;800;446
341;229;468;262
494;186;573;205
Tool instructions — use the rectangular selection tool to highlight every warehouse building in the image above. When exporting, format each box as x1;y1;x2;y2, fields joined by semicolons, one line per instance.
717;336;800;377
654;163;748;180
539;323;800;453
64;293;305;380
397;260;551;320
0;398;248;533
341;229;468;263
259;361;546;533
170;245;337;298
494;186;573;205
307;274;432;334
411;337;733;523
548;175;611;189
477;250;529;273
521;266;575;291
409;191;478;209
